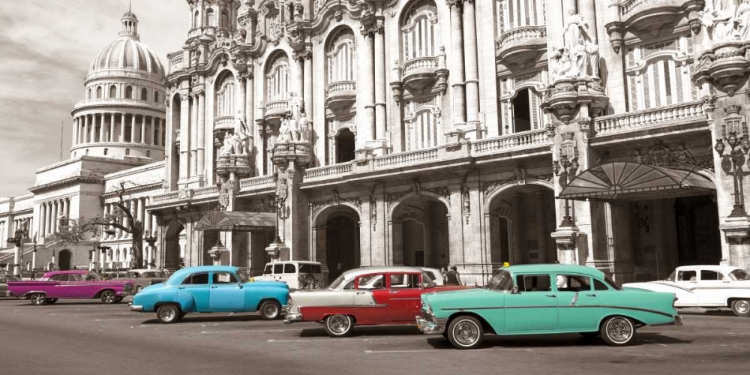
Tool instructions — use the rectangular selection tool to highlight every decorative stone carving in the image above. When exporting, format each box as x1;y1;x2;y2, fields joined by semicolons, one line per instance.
386;190;410;209
424;186;450;202
370;191;377;231
515;166;527;185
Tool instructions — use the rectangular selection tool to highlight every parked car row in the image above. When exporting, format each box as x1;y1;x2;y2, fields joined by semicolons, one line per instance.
7;270;134;304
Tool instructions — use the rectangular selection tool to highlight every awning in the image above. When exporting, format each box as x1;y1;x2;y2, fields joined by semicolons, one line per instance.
194;211;277;231
558;162;715;201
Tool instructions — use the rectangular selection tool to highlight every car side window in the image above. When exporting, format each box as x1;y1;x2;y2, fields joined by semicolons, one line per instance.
69;274;84;282
50;274;69;282
273;264;283;275
343;279;355;290
212;272;237;284
700;270;722;281
678;270;697;282
555;275;591;292
516;274;552;292
390;273;420;289
593;279;610;291
182;273;209;285
357;274;385;290
264;264;273;274
284;264;296;274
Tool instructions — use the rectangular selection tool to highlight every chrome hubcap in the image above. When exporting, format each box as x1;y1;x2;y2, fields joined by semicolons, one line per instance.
102;292;115;303
328;315;351;335
32;295;44;304
452;320;480;347
735;300;750;314
160;307;176;322
606;318;633;344
263;304;279;318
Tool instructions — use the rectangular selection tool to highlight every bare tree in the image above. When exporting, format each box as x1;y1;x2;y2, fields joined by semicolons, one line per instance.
53;217;100;247
91;182;144;269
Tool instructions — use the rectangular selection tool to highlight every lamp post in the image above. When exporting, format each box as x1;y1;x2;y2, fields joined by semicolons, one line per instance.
144;230;157;269
553;145;579;227
714;122;750;217
6;228;25;276
97;245;111;273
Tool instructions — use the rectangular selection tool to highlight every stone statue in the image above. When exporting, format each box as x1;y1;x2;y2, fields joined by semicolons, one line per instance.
298;109;310;142
549;47;574;81
287;114;300;142
219;133;233;156
699;6;736;44
278;117;293;143
736;0;750;40
289;91;303;120
294;1;304;20
230;134;244;155
562;10;592;53
233;111;250;154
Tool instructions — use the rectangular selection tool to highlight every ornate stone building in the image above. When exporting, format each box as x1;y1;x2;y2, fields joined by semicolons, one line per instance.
3;0;750;285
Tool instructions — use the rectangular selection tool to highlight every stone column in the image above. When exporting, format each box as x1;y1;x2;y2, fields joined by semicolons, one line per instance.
97;115;104;142
120;113;126;142
197;91;206;181
46;203;53;237
535;191;547;263
190;95;199;178
52;201;59;234
374;21;387;145
150;117;156;146
83;115;89;143
292;54;304;103
245;75;254;136
40;203;46;239
303;53;313;119
71;118;78;147
141;115;146;144
462;0;480;132
131;114;137;143
449;1;466;127
179;95;190;182
578;0;597;42
358;30;375;149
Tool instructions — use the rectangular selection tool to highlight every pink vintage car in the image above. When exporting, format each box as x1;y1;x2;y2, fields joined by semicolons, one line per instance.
7;270;135;305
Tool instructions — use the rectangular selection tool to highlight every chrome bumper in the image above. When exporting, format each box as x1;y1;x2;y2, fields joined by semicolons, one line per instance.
416;316;445;335
129;302;144;312
284;311;303;324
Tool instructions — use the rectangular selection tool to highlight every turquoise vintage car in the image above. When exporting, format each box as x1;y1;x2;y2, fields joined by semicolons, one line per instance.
130;266;289;324
417;264;682;349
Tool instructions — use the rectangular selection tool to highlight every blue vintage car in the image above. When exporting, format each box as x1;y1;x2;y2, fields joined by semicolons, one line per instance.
129;266;290;324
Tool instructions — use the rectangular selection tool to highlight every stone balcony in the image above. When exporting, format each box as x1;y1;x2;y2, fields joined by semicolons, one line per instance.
325;81;356;113
265;100;290;124
401;56;448;95
495;26;547;68
593;100;707;143
606;0;704;52
73;98;166;112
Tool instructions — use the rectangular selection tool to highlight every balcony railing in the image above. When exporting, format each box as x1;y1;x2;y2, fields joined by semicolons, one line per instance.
374;147;440;170
472;129;550;154
306;162;354;180
496;25;547;48
74;98;166;111
193;186;218;197
325;81;356;96
240;175;274;190
153;191;179;203
402;56;439;75
214;116;234;131
266;100;290;112
595;100;706;136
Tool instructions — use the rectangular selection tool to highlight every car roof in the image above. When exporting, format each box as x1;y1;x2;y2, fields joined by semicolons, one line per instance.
165;266;239;285
503;264;606;278
675;265;740;273
267;261;320;265
342;266;427;279
42;270;89;276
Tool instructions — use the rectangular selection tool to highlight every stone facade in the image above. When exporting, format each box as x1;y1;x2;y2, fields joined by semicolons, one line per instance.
5;0;750;284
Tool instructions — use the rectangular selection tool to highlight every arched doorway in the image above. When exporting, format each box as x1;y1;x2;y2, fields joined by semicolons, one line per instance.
164;222;184;270
391;196;449;268
314;205;360;283
335;129;355;163
59;250;72;270
487;185;556;265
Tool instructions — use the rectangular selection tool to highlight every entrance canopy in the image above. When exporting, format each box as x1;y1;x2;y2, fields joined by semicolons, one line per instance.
194;211;276;232
558;162;714;201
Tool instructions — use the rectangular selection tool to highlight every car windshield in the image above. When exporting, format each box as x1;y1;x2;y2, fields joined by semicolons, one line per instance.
237;270;249;283
604;274;622;290
729;269;750;281
665;271;676;282
420;272;437;288
328;274;347;290
126;272;140;278
487;270;514;291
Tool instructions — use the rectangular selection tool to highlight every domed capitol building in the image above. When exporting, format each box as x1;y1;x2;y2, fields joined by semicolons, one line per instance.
2;0;750;284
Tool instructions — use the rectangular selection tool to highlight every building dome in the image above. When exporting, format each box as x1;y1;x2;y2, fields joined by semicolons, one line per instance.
87;11;165;81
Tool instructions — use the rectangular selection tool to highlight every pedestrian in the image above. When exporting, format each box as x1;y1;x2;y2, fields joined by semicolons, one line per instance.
445;266;462;286
440;266;448;280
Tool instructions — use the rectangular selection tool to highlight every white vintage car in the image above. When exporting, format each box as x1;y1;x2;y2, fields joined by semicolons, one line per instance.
623;265;750;317
253;261;323;290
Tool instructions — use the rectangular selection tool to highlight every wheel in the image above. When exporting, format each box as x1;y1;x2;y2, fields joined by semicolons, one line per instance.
100;290;117;304
600;316;636;346
324;314;354;337
731;299;750;317
446;315;484;349
30;294;47;306
135;285;144;294
156;304;181;324
259;300;282;320
45;298;58;304
579;332;599;339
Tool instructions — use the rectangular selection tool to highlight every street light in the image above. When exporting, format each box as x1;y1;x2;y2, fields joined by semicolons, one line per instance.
714;121;750;217
6;228;25;276
553;145;579;227
97;245;111;273
144;230;157;269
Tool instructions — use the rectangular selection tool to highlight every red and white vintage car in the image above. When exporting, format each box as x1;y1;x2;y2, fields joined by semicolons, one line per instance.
284;266;467;337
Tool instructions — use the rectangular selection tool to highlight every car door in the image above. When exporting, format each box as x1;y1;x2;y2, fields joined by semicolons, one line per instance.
386;273;424;323
49;274;71;298
673;269;699;306
208;272;245;311
504;274;559;333
354;273;389;324
696;269;727;306
279;263;298;289
555;274;600;331
178;272;211;311
273;263;284;282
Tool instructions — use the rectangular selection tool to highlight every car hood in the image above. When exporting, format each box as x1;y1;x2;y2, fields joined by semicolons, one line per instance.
246;280;289;289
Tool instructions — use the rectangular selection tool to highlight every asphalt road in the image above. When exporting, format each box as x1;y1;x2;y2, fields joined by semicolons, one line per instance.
1;298;749;375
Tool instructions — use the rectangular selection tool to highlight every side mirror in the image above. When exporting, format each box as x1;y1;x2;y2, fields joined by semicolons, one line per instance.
511;286;520;294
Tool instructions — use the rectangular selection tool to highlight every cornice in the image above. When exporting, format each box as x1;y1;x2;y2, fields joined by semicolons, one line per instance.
29;175;105;194
102;182;162;199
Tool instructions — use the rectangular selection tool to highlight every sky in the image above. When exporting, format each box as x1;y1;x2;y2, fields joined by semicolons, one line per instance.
0;0;189;197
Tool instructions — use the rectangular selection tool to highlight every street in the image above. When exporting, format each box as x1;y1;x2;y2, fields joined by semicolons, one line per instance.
0;298;748;374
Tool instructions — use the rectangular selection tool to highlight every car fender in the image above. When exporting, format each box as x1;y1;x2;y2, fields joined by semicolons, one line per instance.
174;290;199;312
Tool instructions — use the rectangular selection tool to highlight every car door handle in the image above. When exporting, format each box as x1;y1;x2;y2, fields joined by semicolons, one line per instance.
546;294;556;298
356;292;365;295
178;287;185;290
390;291;399;294
210;286;218;289
586;294;596;297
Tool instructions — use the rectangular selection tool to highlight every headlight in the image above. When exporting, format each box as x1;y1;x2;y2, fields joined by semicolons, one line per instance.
422;297;432;314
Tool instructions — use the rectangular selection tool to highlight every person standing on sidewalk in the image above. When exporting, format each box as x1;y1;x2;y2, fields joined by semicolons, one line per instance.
445;266;462;286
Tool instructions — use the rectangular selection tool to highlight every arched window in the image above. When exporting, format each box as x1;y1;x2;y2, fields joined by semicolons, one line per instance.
125;148;130;156
406;108;440;151
401;0;439;61
88;88;92;100
326;28;356;85
221;11;229;28
104;148;108;156
125;86;133;99
97;87;103;98
510;88;542;133
193;10;200;28
141;88;148;101
206;8;215;26
216;73;236;117
335;128;356;163
496;0;546;35
146;150;151;157
154;91;160;103
85;149;89;155
266;53;290;102
109;85;117;98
